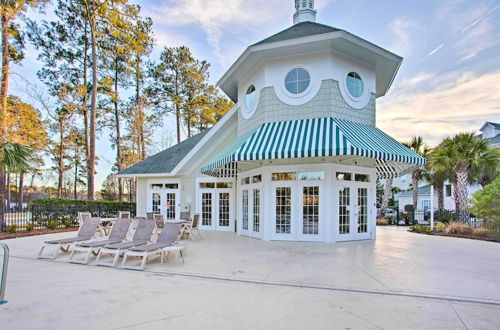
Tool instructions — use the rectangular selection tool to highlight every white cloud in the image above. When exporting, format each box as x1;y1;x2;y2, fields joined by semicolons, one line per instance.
378;71;500;146
388;18;416;55
422;43;445;60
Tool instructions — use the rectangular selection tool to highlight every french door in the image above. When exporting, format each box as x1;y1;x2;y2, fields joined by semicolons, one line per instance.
199;189;234;231
149;190;180;220
271;182;324;241
337;185;370;241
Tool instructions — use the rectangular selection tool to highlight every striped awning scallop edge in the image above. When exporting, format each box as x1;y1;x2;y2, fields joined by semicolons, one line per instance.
201;117;426;178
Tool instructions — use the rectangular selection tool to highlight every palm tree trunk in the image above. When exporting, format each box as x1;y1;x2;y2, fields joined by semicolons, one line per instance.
380;177;393;216
436;181;444;211
6;171;10;211
411;171;419;211
18;172;24;211
455;166;469;222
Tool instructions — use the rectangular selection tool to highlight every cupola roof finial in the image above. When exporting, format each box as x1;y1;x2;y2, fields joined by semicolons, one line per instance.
294;0;317;24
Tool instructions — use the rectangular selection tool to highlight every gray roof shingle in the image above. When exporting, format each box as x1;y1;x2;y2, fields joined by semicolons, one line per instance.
118;129;210;175
253;21;341;46
485;122;500;129
396;185;431;197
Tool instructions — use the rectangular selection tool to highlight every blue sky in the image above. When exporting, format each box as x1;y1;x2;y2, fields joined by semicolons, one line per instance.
10;0;500;189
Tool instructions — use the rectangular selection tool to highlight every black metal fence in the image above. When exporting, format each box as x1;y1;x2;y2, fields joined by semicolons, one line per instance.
1;201;136;233
390;209;496;231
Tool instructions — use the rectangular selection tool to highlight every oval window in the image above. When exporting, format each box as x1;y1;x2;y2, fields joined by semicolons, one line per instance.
285;68;310;95
245;85;256;109
346;72;363;98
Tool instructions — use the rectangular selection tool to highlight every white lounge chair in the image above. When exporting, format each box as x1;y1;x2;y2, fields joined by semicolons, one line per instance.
182;214;202;241
69;218;131;265
37;217;100;260
95;219;155;267
121;223;183;271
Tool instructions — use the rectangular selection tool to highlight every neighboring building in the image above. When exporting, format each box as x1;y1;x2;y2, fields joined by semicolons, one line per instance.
478;121;500;147
395;182;482;212
117;1;425;243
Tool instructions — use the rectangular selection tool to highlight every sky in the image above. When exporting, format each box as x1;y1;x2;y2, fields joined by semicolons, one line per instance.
9;0;500;189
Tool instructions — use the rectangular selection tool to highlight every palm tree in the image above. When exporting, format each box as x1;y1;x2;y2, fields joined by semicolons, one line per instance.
431;133;500;221
380;177;393;217
403;136;431;213
422;164;449;211
0;141;32;231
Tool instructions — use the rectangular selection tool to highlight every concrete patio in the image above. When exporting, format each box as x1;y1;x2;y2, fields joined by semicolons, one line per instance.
1;226;500;329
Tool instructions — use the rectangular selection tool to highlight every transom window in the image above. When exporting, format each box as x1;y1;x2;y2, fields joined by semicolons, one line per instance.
346;72;363;98
245;85;256;109
150;183;178;190
272;171;325;181
199;182;233;189
336;172;352;181
285;68;310;94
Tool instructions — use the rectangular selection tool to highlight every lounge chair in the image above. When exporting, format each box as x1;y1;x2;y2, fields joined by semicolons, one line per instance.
182;214;202;241
180;211;190;221
37;217;100;260
69;218;131;264
77;212;92;224
153;214;164;238
95;219;156;267
122;223;183;271
118;211;131;219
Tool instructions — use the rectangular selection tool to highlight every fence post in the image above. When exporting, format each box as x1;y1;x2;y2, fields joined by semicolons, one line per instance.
0;243;9;305
430;185;434;230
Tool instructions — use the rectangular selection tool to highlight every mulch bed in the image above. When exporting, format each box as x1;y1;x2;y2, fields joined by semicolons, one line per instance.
411;231;500;243
0;227;78;240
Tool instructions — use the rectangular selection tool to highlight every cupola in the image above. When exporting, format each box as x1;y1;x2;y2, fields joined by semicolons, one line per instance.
294;0;317;24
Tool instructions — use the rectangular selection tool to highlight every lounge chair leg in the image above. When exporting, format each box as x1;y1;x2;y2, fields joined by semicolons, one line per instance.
112;251;120;267
140;255;147;270
121;253;128;267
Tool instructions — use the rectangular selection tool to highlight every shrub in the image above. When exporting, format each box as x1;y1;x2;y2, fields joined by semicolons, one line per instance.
47;221;59;230
26;223;34;231
385;215;395;224
376;218;388;226
468;177;500;231
30;198;135;226
401;213;412;223
472;227;491;237
433;221;446;233
6;225;17;233
409;224;430;233
445;222;472;235
64;220;73;228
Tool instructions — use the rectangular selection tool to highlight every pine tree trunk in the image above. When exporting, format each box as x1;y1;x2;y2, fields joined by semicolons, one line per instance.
114;60;123;200
455;166;469;222
18;172;24;211
87;14;97;200
0;12;10;231
74;153;78;200
83;21;90;179
380;177;393;216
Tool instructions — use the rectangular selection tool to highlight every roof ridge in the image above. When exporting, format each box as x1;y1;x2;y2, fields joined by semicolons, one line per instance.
252;21;342;46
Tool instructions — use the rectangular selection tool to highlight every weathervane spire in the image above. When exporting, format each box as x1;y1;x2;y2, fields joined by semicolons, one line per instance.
294;0;317;24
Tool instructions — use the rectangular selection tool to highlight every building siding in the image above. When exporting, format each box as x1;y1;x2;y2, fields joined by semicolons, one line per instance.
238;79;376;136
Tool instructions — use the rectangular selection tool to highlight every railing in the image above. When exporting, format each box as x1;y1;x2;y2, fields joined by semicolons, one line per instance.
393;210;498;231
0;243;8;305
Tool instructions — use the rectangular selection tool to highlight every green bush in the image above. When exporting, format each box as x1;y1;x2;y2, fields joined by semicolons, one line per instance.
409;224;431;233
26;223;34;231
30;198;135;227
6;225;17;233
47;221;59;230
64;220;73;228
468;177;500;231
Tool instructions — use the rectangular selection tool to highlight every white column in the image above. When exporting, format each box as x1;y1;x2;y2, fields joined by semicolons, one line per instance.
430;185;434;230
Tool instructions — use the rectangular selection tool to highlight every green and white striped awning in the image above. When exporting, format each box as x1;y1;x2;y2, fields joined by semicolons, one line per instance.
201;117;426;178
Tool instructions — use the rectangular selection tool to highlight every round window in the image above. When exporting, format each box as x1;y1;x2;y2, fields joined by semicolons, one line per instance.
346;72;363;98
285;68;310;95
245;85;256;109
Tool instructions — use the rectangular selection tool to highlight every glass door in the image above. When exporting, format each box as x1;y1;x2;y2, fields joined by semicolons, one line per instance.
272;185;294;240
251;189;261;238
151;192;162;215
298;185;322;241
337;185;371;241
337;186;353;241
164;191;178;220
200;191;214;230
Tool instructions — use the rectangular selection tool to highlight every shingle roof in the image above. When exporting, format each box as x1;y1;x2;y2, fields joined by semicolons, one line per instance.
118;130;210;175
253;21;341;46
395;185;431;197
485;122;500;129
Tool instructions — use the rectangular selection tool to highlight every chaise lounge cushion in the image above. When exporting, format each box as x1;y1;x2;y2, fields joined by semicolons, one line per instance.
44;217;101;244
